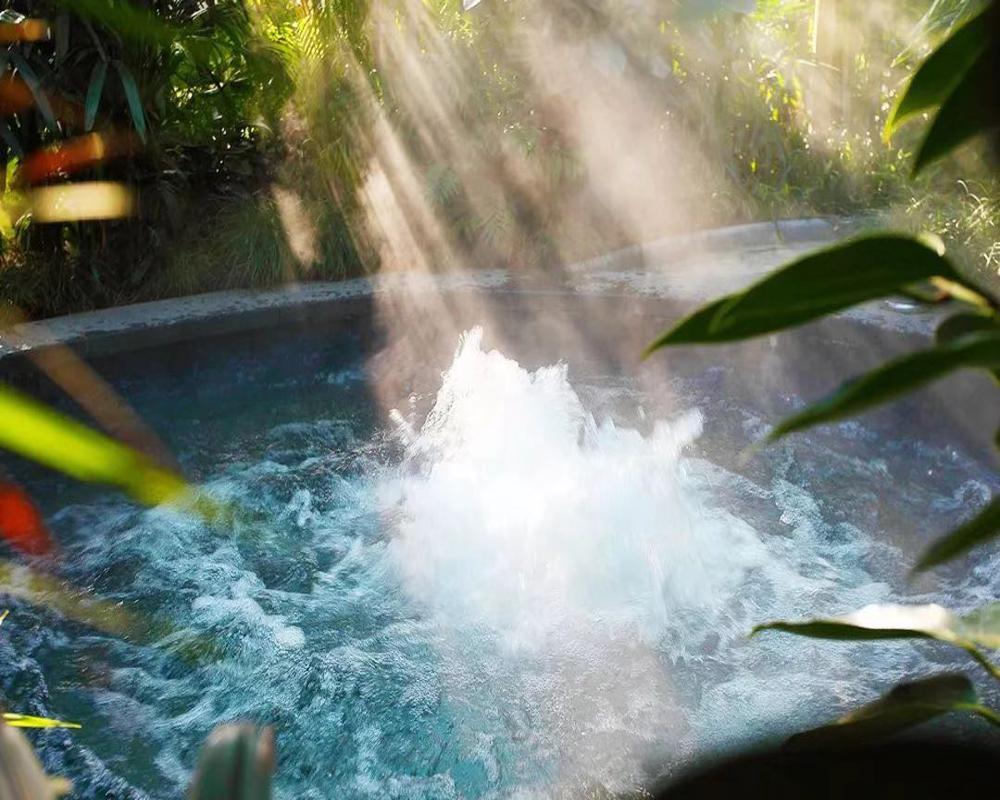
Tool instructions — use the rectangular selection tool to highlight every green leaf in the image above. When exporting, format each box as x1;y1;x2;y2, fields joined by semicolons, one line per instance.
644;236;961;352
884;5;993;138
917;497;1000;571
8;50;58;133
785;674;999;749
753;602;1000;680
643;297;737;355
770;331;1000;439
913;50;999;174
0;383;184;506
4;713;81;730
113;60;146;142
84;59;107;131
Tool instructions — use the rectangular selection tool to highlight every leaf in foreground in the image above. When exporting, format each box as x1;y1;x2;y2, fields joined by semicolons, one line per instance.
769;331;1000;439
645;236;960;352
913;50;999;174
3;713;81;730
884;5;993;138
785;673;999;749
0;560;224;664
917;496;1000;571
753;602;1000;680
0;383;187;508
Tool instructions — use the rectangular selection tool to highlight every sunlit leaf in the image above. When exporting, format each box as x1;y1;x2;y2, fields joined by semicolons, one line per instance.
31;181;134;222
645;236;962;352
3;713;81;730
769;331;1000;439
913;50;998;174
0;559;225;664
113;60;146;142
917;497;1000;571
0;383;184;506
884;5;992;138
753;602;1000;680
0;558;144;639
785;674;1000;749
0;608;8;626
8;50;58;132
84;60;107;131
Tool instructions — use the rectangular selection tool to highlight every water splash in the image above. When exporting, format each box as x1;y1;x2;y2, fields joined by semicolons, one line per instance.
386;328;771;650
378;328;824;790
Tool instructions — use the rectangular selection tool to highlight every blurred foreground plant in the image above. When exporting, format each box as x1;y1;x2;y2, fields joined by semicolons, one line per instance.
646;2;1000;743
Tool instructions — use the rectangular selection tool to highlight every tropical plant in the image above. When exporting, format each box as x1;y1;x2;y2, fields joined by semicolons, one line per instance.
0;0;294;316
646;1;1000;741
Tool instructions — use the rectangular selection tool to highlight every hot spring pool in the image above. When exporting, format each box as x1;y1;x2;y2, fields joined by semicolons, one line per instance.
1;282;998;799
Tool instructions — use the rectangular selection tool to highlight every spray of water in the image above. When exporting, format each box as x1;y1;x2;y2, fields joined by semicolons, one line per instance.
386;328;769;647
376;328;863;791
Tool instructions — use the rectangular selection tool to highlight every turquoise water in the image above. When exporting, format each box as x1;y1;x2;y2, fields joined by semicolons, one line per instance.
1;324;997;799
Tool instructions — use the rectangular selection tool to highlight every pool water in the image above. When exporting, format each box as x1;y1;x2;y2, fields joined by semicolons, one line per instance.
1;317;998;800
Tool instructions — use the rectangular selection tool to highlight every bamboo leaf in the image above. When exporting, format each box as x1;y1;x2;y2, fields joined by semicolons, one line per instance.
0;383;184;506
645;236;962;351
643;297;738;355
712;235;960;338
785;674;999;749
917;497;1000;571
3;713;81;730
884;5;993;138
753;603;1000;680
769;331;1000;439
8;50;57;133
113;60;146;142
84;59;107;131
913;50;999;174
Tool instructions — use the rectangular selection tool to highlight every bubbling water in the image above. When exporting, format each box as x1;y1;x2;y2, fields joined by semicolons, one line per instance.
16;326;984;800
377;328;883;792
386;328;774;647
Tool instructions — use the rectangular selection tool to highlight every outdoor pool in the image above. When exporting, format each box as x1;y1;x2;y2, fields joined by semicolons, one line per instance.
1;274;998;800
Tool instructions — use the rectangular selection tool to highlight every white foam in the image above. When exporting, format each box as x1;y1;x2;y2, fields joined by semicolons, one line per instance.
381;328;818;789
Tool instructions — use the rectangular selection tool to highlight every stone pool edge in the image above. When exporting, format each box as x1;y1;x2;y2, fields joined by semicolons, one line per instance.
0;217;944;360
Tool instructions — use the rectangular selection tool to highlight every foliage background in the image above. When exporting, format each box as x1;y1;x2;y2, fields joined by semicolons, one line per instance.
0;0;996;318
